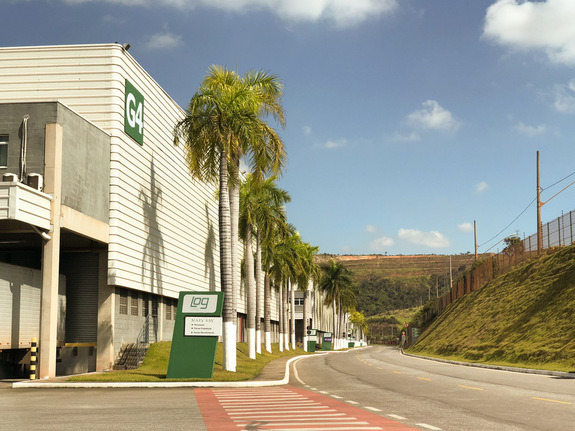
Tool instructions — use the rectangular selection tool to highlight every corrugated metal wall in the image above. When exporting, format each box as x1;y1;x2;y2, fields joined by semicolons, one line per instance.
60;252;99;343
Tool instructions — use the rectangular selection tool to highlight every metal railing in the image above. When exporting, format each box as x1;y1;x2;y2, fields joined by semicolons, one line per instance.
136;314;158;367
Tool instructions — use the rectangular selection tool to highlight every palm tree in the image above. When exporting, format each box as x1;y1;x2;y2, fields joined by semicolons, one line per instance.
174;66;286;371
240;174;290;358
295;242;320;350
264;224;297;351
319;259;354;349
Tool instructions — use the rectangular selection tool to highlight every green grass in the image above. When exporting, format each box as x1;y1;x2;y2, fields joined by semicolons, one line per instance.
407;245;575;373
68;342;309;382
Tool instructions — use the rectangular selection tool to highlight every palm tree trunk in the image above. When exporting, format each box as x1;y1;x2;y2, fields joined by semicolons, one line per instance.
302;288;308;351
255;231;262;354
332;296;337;350
245;222;256;359
220;148;236;372
284;281;290;349
290;279;296;349
264;272;272;353
278;281;284;352
230;178;240;338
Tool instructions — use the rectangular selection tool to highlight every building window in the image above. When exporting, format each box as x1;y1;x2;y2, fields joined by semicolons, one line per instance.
119;289;128;315
131;291;139;316
0;135;7;168
294;298;304;306
166;298;172;320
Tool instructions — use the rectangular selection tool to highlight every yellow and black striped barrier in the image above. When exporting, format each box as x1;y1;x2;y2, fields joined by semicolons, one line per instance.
30;338;37;380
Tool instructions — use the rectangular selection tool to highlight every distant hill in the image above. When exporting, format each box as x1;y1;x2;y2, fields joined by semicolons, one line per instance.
408;245;575;372
316;253;491;315
316;254;482;279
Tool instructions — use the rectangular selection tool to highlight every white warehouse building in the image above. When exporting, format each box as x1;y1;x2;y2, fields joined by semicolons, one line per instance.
0;44;335;379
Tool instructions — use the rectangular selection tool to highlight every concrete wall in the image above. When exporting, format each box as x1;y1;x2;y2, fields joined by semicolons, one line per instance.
58;105;110;223
0;102;57;178
0;102;110;223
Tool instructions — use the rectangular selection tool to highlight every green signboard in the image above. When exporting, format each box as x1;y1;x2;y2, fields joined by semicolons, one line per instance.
166;291;224;379
322;332;333;351
124;79;144;145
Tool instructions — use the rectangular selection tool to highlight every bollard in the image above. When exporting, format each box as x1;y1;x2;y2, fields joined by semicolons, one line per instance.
30;338;37;380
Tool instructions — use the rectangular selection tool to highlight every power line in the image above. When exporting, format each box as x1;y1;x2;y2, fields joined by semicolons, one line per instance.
542;170;575;191
478;198;537;249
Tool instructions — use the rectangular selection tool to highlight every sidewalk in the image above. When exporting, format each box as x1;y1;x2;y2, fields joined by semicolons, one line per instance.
11;351;327;389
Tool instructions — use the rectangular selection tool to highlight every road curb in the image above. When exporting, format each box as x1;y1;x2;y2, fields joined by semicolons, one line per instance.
401;349;575;378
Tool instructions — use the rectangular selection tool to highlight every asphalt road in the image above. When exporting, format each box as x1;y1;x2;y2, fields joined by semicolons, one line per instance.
290;345;575;431
0;381;207;431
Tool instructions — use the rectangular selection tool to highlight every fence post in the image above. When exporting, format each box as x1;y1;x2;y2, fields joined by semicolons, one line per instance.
571;211;574;246
30;338;37;380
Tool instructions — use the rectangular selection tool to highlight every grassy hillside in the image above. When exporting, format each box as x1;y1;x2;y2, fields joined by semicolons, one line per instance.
316;254;481;279
408;244;575;372
316;253;491;315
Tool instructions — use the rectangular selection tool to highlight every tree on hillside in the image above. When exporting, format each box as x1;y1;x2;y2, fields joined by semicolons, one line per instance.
503;235;524;259
174;65;286;371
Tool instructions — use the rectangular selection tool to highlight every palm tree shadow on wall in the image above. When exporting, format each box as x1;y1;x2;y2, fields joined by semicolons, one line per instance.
140;157;164;297
204;204;216;292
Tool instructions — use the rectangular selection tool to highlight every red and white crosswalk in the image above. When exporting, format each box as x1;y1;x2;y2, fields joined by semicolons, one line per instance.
195;386;418;430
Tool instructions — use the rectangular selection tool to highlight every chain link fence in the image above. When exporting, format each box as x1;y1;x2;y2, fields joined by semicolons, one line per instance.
429;209;575;319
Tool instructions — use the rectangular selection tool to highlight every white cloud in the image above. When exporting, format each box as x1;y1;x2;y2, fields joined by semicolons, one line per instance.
303;125;312;136
63;0;398;27
145;31;183;50
407;100;461;132
370;236;395;251
458;222;473;232
324;138;347;149
483;0;575;65
365;224;378;233
397;228;450;249
514;122;546;136
553;79;575;113
392;131;421;142
476;181;489;193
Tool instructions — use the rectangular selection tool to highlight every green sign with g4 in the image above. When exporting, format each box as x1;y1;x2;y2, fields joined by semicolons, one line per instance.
167;291;224;379
124;79;144;145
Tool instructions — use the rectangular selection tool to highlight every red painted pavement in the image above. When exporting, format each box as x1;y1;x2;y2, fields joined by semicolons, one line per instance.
195;385;419;430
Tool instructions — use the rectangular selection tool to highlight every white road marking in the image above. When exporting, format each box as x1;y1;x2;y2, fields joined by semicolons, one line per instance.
387;414;407;420
365;406;382;412
416;423;442;430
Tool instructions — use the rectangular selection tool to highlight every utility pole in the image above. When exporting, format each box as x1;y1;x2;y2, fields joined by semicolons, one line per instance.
537;151;543;255
449;255;453;290
474;220;478;261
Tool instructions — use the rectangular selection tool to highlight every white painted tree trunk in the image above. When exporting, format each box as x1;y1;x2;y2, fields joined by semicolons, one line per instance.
223;321;236;370
290;280;295;349
265;331;272;353
220;148;235;372
255;232;263;355
245;223;256;360
278;283;283;352
248;327;256;359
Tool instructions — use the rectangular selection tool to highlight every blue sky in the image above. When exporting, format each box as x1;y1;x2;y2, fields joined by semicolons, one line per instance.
4;0;575;256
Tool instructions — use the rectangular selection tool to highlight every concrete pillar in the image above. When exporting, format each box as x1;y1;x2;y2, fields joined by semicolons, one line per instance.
39;123;63;379
96;252;114;371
